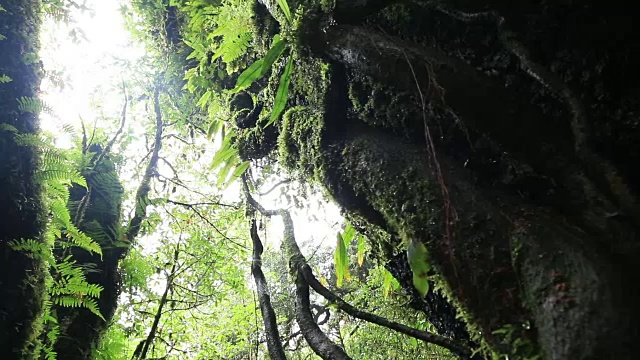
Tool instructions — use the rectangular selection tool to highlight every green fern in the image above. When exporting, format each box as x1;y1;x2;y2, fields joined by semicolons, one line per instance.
37;297;60;360
10;130;108;358
14;132;54;148
212;30;252;64
9;238;55;263
50;258;105;320
17;96;54;115
43;5;71;23
183;0;253;72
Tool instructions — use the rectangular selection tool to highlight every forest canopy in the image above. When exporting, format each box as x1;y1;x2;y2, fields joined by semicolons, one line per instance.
0;0;639;359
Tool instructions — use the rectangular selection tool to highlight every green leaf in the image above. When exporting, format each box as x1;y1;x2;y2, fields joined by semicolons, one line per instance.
276;0;292;23
232;58;265;93
196;90;213;109
268;55;294;125
231;36;288;93
260;35;286;74
356;235;366;266
206;119;221;140
342;224;356;243
210;135;236;170
334;232;349;287
232;161;250;178
216;157;237;187
381;268;400;298
0;74;11;83
407;239;431;297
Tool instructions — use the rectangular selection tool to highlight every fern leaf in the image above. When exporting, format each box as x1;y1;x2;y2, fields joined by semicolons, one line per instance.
17;96;54;115
64;226;102;255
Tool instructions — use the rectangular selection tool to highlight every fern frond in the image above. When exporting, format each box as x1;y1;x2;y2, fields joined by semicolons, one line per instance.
58;123;77;137
0;123;18;132
42;149;68;169
80;297;104;320
43;6;71;23
14;133;53;148
81;220;114;244
53;295;104;320
17;96;54;115
63;225;103;255
51;258;105;320
214;32;252;64
8;238;54;263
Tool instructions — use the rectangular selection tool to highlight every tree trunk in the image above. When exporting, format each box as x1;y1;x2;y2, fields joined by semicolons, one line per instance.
0;1;46;358
244;1;640;358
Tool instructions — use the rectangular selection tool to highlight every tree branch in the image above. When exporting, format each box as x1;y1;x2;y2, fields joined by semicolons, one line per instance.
258;178;292;196
126;83;163;242
166;200;247;249
243;176;471;358
249;218;287;360
135;244;180;360
243;176;351;360
300;264;472;357
92;81;127;169
166;199;239;209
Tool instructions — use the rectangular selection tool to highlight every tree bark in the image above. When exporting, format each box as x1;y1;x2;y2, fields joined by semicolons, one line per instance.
0;1;46;358
249;218;287;360
135;245;180;360
246;1;640;358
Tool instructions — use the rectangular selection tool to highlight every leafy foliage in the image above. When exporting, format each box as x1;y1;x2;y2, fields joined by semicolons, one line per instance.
17;96;54;115
407;239;431;297
49;257;105;320
30;0;472;358
232;35;287;93
276;0;292;23
334;226;352;287
9;131;106;358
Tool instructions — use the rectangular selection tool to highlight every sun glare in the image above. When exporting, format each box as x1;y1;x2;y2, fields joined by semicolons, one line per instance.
39;0;144;146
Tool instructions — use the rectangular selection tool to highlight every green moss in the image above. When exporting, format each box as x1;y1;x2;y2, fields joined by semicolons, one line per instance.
340;136;441;245
348;74;421;137
343;211;401;263
0;0;47;357
275;54;331;176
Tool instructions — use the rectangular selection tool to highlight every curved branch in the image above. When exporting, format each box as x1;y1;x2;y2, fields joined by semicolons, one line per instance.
166;199;239;209
250;218;287;360
126;84;163;242
300;264;471;357
243;176;471;358
243;176;351;360
92;82;127;169
258;178;292;196
135;244;180;360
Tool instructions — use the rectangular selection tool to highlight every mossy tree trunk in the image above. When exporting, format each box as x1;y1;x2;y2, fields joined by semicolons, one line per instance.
0;0;46;358
53;83;163;359
52;146;125;360
242;1;640;358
